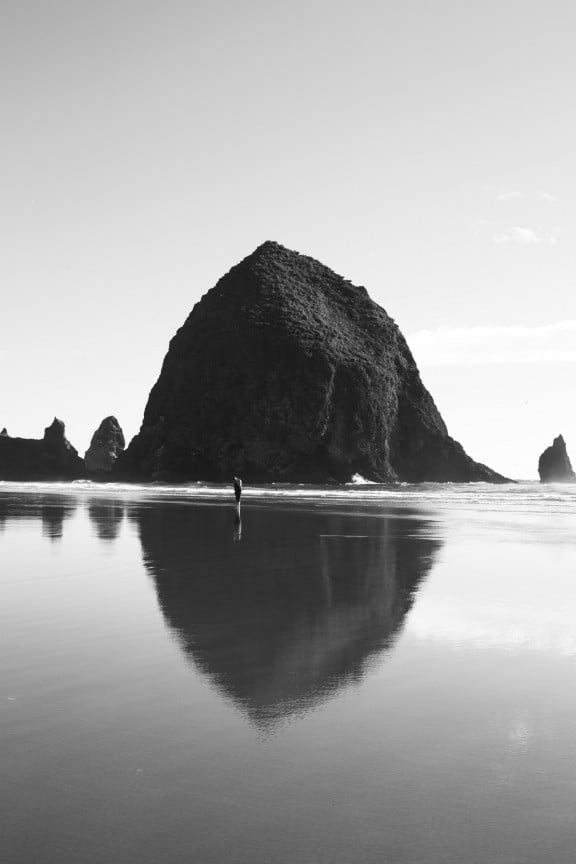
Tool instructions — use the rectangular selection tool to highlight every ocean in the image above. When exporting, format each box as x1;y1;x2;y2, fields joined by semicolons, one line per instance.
1;480;576;863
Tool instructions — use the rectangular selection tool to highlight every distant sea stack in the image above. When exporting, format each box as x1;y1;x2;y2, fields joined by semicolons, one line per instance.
538;435;576;482
0;418;84;481
124;241;509;484
85;416;125;477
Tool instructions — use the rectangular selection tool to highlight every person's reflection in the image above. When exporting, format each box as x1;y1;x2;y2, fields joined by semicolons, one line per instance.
233;509;242;541
135;504;441;729
87;499;125;542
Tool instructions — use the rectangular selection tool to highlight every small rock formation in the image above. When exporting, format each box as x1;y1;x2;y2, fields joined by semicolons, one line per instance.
0;418;84;481
0;428;7;437
84;416;125;477
538;435;576;482
123;241;510;483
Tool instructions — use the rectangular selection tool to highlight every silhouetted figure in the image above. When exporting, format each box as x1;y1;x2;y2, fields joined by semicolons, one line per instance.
233;477;242;504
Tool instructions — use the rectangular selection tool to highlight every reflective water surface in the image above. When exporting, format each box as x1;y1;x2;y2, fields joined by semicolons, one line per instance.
1;483;576;863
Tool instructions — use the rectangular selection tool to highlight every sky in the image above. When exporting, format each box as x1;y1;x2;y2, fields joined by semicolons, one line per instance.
1;0;575;479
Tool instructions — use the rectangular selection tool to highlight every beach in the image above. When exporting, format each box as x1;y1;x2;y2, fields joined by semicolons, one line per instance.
2;482;576;863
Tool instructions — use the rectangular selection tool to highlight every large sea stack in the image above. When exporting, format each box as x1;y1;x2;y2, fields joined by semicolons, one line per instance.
124;242;508;484
538;435;576;482
0;418;84;481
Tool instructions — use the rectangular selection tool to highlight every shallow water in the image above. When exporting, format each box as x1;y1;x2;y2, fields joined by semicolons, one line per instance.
1;481;576;863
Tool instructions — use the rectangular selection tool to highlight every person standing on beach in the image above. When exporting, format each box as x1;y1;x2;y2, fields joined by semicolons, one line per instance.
232;477;242;541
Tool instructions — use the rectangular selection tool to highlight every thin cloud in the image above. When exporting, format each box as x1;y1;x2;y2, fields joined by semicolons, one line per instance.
496;189;522;201
493;226;560;245
494;188;558;203
407;600;576;655
408;321;576;366
494;226;541;244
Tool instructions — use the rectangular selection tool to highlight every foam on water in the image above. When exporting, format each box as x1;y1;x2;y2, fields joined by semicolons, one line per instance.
2;478;576;514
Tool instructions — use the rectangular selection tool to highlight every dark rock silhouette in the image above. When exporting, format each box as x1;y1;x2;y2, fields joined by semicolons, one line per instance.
134;501;440;728
538;435;576;482
124;241;508;483
85;416;125;477
0;418;84;481
0;428;7;437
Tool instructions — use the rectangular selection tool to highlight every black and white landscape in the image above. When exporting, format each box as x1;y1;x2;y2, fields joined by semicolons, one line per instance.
2;3;576;863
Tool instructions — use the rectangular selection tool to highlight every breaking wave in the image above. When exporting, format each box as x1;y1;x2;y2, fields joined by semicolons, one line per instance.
1;479;576;514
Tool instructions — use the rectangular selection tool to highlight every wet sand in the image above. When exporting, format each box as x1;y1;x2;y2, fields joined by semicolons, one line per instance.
1;485;576;863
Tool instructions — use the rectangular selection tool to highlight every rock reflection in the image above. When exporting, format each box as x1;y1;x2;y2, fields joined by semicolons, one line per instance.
0;493;78;541
87;499;125;542
41;500;71;541
136;503;441;728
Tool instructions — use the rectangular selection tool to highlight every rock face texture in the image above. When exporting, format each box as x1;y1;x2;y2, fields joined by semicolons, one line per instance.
124;241;509;483
0;418;84;481
85;416;125;476
538;435;576;482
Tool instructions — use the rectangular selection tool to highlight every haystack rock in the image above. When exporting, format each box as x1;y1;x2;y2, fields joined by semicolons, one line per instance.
85;416;125;476
538;435;576;482
0;418;84;480
124;241;509;484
